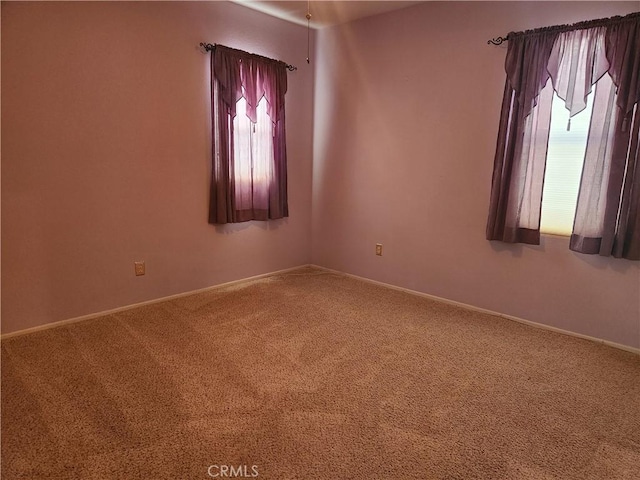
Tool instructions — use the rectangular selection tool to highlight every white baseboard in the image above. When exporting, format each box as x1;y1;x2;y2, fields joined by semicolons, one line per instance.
0;264;312;340
3;263;638;355
311;265;640;356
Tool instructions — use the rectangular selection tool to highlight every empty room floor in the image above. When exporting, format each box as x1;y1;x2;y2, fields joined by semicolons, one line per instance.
2;267;639;479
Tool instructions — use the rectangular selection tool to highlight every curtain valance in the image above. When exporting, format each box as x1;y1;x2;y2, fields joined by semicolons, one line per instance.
504;12;639;119
213;45;288;124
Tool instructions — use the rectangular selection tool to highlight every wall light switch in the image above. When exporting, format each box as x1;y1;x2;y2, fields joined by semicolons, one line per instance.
376;244;383;256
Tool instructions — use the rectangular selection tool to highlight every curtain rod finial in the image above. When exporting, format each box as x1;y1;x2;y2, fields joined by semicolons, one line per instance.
487;36;508;46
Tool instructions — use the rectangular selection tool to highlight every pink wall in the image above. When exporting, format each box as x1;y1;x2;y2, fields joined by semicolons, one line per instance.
1;2;315;333
312;2;640;348
3;1;639;349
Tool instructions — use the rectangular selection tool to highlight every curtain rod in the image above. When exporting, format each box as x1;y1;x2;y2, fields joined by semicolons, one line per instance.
199;43;297;71
487;11;640;45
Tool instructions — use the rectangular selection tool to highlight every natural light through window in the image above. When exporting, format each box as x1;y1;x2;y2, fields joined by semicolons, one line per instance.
232;95;273;208
540;88;595;236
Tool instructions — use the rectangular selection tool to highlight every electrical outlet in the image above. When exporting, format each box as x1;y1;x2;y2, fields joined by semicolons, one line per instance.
375;244;383;256
134;261;145;276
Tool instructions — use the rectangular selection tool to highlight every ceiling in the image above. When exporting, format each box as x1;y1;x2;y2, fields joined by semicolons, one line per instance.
231;1;425;29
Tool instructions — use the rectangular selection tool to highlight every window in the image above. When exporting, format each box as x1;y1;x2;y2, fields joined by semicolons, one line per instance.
232;95;273;210
207;44;289;224
486;13;639;260
540;86;595;236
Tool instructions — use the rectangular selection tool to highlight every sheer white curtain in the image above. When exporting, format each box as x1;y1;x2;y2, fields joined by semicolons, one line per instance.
232;95;274;212
507;81;554;238
545;27;617;253
571;74;618;247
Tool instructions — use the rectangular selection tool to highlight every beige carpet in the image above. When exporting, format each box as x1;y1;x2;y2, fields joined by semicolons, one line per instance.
2;267;639;479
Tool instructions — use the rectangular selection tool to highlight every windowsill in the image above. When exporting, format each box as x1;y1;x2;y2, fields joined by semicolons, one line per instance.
540;231;571;239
